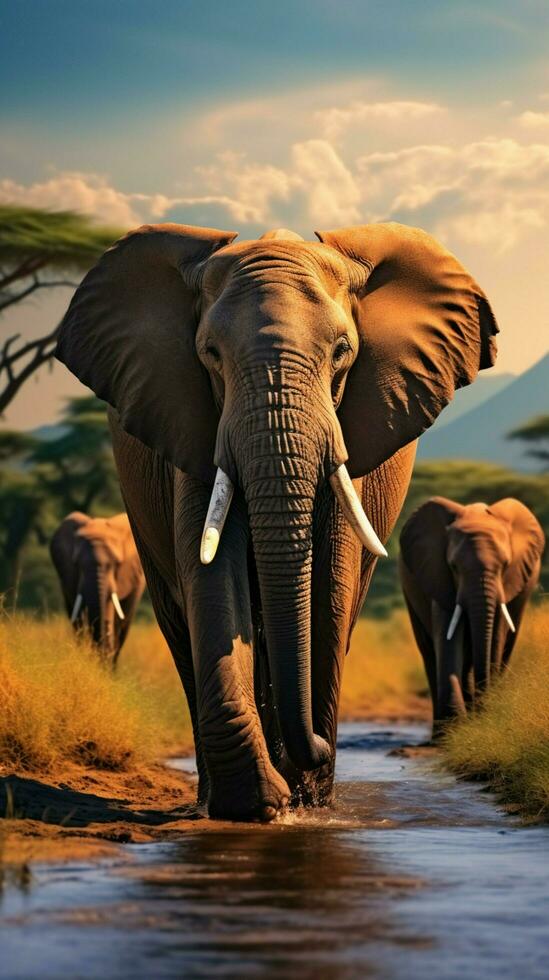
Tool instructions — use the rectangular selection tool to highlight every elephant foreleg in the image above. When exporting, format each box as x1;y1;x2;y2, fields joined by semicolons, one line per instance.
174;473;289;822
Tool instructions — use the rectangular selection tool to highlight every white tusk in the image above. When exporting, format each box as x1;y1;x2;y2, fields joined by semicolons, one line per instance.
450;674;467;717
70;593;83;623
329;465;387;557
111;592;125;620
446;604;462;641
200;468;234;564
501;603;515;633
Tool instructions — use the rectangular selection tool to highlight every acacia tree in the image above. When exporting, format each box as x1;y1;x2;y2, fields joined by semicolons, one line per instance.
0;397;123;599
0;205;121;413
508;415;549;471
30;395;123;515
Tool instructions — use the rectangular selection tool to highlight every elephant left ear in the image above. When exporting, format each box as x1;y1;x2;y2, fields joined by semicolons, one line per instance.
489;498;545;600
315;223;499;477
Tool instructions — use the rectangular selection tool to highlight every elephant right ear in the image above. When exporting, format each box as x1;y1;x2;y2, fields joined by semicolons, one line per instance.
56;223;238;484
489;498;545;600
399;496;464;608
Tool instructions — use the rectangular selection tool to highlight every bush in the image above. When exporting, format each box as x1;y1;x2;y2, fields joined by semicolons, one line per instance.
0;614;191;772
441;604;549;820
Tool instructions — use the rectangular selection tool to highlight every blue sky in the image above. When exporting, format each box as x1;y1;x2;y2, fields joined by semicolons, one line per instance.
2;1;549;426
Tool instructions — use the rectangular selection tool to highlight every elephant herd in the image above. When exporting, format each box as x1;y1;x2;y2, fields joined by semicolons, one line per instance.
50;220;545;821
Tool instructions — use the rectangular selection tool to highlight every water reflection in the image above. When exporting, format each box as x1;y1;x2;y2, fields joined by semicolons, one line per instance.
115;827;426;979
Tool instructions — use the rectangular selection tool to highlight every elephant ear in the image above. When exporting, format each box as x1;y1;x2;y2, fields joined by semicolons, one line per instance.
400;497;464;608
56;223;238;484
489;498;545;600
111;514;145;588
315;223;499;477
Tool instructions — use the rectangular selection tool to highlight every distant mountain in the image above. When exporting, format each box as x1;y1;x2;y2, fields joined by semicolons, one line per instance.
418;353;549;470
432;372;515;429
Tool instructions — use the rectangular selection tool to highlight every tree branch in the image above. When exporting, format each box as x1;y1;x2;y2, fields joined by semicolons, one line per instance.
0;275;79;313
0;258;46;291
0;325;60;415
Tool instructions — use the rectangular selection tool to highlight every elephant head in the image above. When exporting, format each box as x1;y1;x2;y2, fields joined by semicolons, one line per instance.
56;222;498;770
401;496;544;707
51;512;143;663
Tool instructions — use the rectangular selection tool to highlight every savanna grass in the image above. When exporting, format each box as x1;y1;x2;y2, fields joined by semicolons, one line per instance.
0;613;191;772
0;608;430;776
441;604;549;821
342;610;429;720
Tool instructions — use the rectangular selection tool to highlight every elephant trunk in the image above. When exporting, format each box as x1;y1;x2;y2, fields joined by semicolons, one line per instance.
467;575;497;693
234;388;333;772
85;566;116;660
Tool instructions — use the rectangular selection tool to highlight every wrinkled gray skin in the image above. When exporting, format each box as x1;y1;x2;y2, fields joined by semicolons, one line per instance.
399;497;545;736
50;512;145;668
56;222;498;821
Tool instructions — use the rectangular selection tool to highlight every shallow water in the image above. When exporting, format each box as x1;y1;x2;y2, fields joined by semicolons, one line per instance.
1;723;548;979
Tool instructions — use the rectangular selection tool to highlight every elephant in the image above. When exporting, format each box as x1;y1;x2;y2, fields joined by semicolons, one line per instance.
50;511;145;666
55;220;498;820
399;496;545;734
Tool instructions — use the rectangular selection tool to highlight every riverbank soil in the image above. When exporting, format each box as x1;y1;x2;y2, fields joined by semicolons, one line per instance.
0;760;206;867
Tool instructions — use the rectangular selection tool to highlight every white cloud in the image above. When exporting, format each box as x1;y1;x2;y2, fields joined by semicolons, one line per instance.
291;140;361;226
0;171;259;229
356;138;549;251
0;172;147;226
516;110;549;129
316;100;444;140
2;96;549;257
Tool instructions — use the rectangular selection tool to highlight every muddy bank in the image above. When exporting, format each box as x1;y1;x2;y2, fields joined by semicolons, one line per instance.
0;708;432;867
0;760;209;866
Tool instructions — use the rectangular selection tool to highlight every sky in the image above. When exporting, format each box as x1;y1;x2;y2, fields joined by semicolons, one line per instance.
2;0;549;428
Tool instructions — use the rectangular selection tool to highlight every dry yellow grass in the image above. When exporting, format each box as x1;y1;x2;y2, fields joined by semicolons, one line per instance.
0;613;191;773
342;611;429;720
0;609;429;778
441;603;549;821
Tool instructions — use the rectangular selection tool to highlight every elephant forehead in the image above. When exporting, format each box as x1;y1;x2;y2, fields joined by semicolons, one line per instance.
450;516;511;557
76;524;124;562
201;240;353;296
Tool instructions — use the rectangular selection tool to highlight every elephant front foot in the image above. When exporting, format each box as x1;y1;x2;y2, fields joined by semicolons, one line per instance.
290;765;335;809
207;757;290;823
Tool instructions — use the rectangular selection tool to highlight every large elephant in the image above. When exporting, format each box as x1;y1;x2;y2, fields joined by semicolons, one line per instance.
399;497;544;734
55;221;498;820
50;511;145;666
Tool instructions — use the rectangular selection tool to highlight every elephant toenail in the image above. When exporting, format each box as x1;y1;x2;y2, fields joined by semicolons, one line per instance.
281;797;289;808
261;805;277;822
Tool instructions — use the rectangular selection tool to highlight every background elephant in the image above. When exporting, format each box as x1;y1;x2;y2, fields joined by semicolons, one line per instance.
50;511;145;667
399;496;545;734
56;221;498;821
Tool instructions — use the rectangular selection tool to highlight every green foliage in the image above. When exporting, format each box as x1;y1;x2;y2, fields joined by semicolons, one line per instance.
365;459;549;617
0;206;123;414
29;396;122;515
0;395;123;608
0;205;120;272
508;414;549;470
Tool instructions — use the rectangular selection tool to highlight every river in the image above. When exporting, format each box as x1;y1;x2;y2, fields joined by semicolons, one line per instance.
1;722;548;979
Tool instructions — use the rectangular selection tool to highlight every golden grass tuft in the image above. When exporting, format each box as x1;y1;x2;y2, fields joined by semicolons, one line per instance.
441;604;549;820
341;611;429;720
0;613;191;773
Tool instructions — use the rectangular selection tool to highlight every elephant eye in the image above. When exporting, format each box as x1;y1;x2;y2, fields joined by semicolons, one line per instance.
205;343;221;364
332;337;352;368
